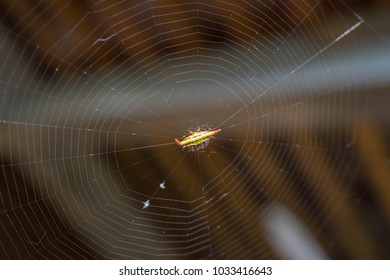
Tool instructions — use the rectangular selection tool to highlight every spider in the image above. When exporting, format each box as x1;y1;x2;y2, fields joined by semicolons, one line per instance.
175;127;221;152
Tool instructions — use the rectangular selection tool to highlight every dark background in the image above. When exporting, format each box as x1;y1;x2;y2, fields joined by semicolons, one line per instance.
0;0;389;259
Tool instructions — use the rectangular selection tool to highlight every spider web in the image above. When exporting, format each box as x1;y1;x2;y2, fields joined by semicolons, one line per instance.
0;0;389;259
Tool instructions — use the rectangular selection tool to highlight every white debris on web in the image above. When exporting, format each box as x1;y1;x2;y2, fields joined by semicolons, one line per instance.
143;200;150;209
92;34;116;45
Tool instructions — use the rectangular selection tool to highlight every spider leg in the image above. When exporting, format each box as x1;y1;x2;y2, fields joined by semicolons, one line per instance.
175;139;181;145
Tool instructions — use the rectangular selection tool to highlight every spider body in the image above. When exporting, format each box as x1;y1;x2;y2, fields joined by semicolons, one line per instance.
175;127;221;151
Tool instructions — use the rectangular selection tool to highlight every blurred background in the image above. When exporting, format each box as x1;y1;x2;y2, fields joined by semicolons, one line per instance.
0;0;389;259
